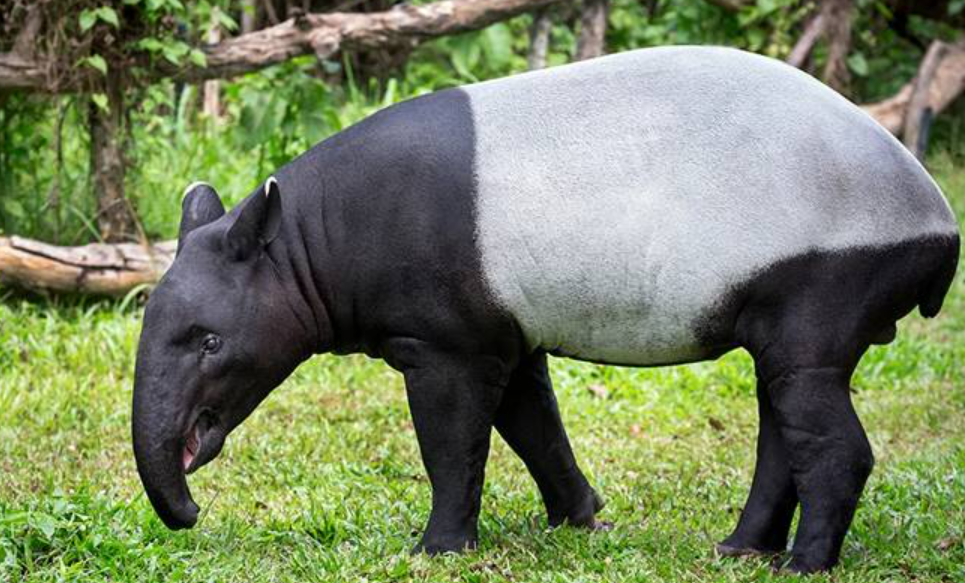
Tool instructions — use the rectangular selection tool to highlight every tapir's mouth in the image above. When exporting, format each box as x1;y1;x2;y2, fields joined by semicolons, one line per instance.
182;411;225;475
183;425;200;471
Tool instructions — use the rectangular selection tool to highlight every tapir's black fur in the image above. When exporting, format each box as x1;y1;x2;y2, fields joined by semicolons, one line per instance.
133;86;960;575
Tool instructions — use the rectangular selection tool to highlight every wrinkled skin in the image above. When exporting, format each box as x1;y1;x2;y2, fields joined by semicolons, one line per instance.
132;182;315;529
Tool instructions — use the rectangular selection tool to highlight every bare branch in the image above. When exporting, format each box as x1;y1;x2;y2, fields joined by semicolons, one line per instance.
786;13;825;69
702;0;752;11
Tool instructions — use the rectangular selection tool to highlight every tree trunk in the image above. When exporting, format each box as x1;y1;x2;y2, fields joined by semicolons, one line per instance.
575;0;608;61
528;8;552;70
89;77;137;242
822;0;854;94
0;236;175;296
203;17;223;121
11;5;42;59
904;41;951;160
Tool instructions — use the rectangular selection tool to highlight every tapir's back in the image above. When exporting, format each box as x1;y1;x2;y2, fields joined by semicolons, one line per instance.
462;46;958;365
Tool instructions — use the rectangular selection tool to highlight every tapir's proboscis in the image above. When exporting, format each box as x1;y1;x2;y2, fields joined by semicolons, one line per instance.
132;47;960;573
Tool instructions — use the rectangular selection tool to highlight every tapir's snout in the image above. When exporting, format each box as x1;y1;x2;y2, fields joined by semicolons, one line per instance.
157;486;200;531
131;345;203;530
131;415;201;530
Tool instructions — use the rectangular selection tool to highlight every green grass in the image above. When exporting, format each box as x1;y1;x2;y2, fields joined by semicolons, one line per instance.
1;157;964;582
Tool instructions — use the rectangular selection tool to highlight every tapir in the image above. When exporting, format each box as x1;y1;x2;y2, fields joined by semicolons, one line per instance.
132;46;960;573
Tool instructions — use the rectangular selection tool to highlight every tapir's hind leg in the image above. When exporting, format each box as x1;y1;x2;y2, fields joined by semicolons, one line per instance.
764;364;873;573
735;296;876;572
720;236;956;572
717;379;798;557
494;351;604;528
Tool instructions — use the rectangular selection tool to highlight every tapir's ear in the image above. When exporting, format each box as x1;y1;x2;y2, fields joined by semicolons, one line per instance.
224;176;283;261
178;182;225;256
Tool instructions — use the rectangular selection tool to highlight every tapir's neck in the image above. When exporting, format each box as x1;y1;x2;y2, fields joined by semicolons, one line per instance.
260;168;335;355
272;143;362;355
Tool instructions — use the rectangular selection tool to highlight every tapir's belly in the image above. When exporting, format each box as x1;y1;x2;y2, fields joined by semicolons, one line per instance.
465;47;956;366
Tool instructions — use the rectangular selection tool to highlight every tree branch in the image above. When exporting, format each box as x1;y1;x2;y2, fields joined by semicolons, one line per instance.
0;52;48;90
786;12;825;69
701;0;751;10
862;40;965;135
0;0;563;92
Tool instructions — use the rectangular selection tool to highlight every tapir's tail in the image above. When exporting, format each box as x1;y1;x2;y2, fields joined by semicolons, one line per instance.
919;233;960;318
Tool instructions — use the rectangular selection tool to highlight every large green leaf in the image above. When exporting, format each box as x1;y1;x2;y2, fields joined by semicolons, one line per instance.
481;24;513;70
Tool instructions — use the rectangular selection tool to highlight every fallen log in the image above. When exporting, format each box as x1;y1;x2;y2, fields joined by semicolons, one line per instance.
0;236;175;297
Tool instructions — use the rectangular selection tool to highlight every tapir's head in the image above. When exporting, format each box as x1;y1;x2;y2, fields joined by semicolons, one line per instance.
132;179;314;530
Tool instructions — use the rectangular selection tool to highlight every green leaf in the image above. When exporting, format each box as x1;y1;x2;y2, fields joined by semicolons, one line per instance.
216;11;239;32
83;55;108;75
136;38;164;53
755;0;779;15
97;7;120;28
951;0;965;16
238;92;286;148
481;24;513;70
847;52;869;77
91;93;109;112
79;10;97;32
32;513;57;539
161;42;189;65
189;49;207;68
449;33;481;81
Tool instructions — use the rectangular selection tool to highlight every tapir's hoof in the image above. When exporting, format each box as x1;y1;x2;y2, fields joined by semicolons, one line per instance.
550;488;607;529
411;537;477;556
715;541;784;558
770;555;831;575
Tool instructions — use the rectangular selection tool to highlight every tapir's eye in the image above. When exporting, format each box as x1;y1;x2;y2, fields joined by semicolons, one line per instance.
200;333;222;355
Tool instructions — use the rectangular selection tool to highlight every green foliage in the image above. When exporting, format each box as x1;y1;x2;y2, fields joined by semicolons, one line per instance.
0;1;962;242
0;96;95;242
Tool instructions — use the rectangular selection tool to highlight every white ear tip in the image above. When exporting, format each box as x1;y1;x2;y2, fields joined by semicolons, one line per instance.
265;176;278;198
182;181;212;202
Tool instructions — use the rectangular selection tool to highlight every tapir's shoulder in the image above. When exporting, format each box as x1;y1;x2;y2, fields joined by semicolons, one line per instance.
331;88;474;160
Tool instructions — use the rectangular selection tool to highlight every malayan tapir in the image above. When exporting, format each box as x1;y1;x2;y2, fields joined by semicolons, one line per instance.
131;46;960;573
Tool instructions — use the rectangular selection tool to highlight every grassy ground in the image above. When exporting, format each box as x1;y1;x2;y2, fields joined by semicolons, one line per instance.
1;157;964;583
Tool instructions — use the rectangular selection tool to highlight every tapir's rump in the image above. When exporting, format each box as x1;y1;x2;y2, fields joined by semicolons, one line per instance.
460;46;958;366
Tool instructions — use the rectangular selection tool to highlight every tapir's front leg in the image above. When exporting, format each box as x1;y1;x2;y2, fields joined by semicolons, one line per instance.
393;340;509;554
